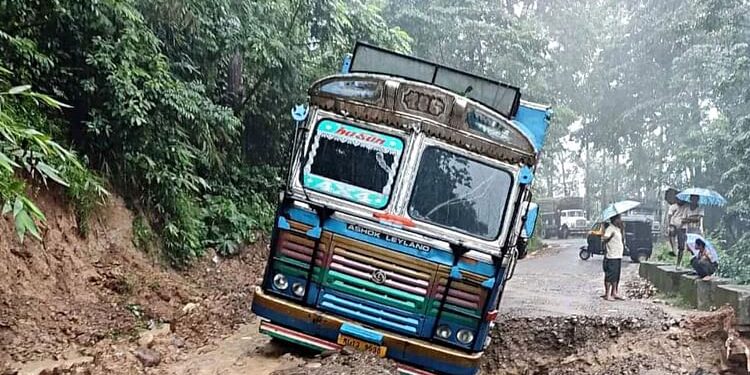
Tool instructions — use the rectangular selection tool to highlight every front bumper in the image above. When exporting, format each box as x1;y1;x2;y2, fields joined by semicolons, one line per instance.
252;287;483;375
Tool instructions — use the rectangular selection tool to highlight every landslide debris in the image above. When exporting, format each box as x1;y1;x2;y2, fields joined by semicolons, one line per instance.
0;189;268;374
624;278;659;300
482;314;727;375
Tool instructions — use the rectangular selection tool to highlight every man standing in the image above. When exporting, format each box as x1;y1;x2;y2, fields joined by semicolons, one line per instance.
602;215;625;301
678;194;705;267
664;188;682;256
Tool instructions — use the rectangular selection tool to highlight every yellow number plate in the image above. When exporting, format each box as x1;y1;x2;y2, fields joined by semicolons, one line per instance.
337;334;387;357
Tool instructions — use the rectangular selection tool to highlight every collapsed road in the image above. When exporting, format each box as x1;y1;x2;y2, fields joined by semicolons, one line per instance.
165;239;733;375
4;233;737;375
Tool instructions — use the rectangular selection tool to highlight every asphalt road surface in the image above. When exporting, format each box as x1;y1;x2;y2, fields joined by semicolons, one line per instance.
500;238;660;319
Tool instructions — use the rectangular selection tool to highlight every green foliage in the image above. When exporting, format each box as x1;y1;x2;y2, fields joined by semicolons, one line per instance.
0;0;408;264
132;214;155;253
0;63;106;240
60;161;109;236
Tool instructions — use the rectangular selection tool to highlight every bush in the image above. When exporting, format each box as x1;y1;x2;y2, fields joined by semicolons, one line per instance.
0;66;107;241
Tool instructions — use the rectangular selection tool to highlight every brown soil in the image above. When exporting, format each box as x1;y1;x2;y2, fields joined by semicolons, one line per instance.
482;314;729;375
0;187;268;374
0;188;741;375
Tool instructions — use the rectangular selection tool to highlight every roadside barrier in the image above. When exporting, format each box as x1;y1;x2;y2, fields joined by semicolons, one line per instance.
639;261;750;333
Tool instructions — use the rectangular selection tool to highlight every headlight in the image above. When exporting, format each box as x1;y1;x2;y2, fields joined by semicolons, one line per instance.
456;329;475;344
292;282;305;297
436;325;452;339
273;274;288;290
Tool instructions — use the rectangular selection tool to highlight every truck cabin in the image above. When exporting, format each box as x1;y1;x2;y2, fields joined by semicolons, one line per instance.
251;43;551;375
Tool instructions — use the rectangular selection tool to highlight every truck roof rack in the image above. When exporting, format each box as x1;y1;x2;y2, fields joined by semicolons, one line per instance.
349;42;521;118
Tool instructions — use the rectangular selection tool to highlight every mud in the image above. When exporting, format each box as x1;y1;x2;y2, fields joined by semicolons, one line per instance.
483;315;725;375
0;188;267;374
0;191;740;375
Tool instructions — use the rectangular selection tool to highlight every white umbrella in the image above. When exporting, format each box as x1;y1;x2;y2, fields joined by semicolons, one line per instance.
598;200;641;222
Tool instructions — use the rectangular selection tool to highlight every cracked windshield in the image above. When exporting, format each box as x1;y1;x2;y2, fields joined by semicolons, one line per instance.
4;0;750;375
409;147;511;239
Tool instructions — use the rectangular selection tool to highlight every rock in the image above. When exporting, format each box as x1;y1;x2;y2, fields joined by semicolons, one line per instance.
138;332;155;348
305;362;322;369
137;323;171;348
134;348;161;367
171;335;186;348
318;350;337;359
341;346;356;356
182;303;200;314
280;353;296;361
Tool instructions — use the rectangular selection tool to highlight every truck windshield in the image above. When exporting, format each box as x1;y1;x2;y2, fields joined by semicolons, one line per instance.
302;120;404;209
408;146;512;240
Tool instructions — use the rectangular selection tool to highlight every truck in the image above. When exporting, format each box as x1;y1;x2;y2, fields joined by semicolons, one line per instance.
537;197;588;239
250;42;551;375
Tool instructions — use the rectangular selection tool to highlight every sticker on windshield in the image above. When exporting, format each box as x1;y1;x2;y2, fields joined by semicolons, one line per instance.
303;120;404;208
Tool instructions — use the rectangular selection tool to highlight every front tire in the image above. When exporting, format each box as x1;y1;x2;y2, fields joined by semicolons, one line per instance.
579;249;591;260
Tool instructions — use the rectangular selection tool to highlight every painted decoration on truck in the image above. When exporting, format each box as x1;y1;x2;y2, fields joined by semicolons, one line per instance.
303;120;404;208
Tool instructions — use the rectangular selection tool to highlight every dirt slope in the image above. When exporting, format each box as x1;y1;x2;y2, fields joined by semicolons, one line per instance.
0;187;267;373
0;189;739;375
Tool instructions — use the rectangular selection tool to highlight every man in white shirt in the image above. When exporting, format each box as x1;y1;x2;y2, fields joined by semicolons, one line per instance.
664;188;681;255
678;194;705;267
601;215;625;301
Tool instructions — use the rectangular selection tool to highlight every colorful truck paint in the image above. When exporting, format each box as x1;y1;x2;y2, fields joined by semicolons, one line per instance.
252;43;551;375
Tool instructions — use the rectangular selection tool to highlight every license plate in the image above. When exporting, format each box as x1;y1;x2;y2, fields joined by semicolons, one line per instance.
337;334;387;357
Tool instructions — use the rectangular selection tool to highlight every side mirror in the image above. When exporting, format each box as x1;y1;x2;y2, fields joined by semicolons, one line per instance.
524;203;539;238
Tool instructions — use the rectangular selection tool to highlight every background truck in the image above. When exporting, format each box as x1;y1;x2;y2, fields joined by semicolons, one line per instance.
537;197;588;239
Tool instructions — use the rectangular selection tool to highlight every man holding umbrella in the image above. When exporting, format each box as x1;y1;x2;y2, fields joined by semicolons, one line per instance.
675;188;727;268
602;214;626;301
598;200;639;301
686;234;719;280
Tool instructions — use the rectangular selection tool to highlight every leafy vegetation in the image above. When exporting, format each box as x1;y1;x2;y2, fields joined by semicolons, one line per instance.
0;0;408;265
0;64;107;240
3;0;750;279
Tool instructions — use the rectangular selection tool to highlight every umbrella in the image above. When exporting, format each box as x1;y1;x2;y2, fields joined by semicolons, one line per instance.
686;233;719;262
677;188;727;207
598;200;641;222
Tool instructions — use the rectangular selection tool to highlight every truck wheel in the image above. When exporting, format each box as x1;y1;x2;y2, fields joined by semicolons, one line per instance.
579;249;591;260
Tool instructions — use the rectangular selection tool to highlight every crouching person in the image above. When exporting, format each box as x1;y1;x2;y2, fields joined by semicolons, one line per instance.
690;238;718;280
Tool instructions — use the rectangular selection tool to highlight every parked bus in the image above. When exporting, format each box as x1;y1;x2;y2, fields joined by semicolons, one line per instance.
251;43;552;375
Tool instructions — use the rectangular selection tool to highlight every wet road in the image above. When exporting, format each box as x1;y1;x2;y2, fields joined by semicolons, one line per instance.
500;238;659;319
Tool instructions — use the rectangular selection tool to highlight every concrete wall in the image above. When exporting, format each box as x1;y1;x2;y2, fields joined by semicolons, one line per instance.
639;261;750;329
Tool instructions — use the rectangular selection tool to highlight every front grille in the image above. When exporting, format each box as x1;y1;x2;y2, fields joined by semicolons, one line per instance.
278;231;326;267
431;271;487;321
324;244;433;312
319;293;420;335
576;219;587;227
271;226;329;283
